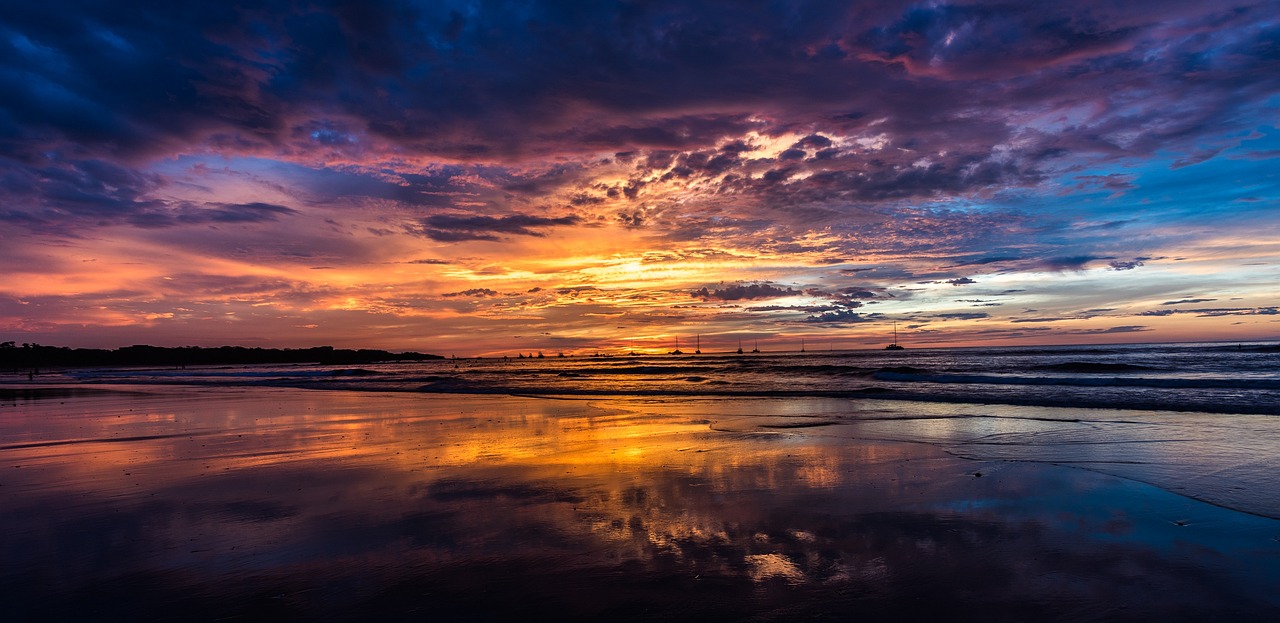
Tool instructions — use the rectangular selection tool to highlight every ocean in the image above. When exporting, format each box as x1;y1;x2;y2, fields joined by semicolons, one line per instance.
54;341;1280;414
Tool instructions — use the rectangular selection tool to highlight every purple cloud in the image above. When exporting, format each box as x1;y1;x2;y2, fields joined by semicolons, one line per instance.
694;283;800;301
408;214;582;242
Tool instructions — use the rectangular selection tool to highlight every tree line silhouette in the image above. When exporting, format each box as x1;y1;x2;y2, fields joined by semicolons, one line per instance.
1;342;442;372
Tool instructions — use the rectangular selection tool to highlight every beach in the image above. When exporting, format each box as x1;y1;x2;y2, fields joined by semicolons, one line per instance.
3;384;1278;621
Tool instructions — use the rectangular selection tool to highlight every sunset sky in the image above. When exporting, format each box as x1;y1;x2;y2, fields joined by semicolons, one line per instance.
2;1;1278;355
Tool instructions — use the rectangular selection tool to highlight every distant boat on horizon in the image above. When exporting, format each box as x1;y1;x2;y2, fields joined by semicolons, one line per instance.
736;338;743;355
885;321;905;350
751;340;759;354
669;336;684;355
695;334;701;355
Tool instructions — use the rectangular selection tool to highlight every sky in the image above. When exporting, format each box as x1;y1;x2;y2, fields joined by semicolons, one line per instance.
2;0;1278;356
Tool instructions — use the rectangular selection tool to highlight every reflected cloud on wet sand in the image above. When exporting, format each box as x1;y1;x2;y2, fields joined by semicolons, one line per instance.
2;388;1278;620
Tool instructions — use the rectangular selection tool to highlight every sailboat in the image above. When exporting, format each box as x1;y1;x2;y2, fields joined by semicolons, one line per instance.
885;321;905;350
751;340;760;353
736;338;743;355
669;336;684;355
695;334;701;355
800;338;805;353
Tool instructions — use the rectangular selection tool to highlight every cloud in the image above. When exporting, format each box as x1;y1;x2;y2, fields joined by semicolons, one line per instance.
408;214;582;242
1075;325;1151;334
442;289;499;298
693;283;800;301
803;309;878;324
932;312;990;320
1140;306;1279;317
1037;256;1109;272
8;0;1273;169
947;277;977;286
1161;298;1216;305
748;305;840;313
1171;148;1225;169
1109;259;1146;271
947;255;1026;268
1073;173;1136;195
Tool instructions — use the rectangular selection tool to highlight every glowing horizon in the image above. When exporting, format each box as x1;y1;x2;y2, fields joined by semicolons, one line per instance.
2;2;1278;356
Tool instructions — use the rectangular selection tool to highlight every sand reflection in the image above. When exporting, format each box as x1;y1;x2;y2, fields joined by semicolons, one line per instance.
2;388;1278;620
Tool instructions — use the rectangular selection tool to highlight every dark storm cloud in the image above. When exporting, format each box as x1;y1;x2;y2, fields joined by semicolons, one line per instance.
407;213;582;242
5;0;1276;167
0;152;297;231
0;155;163;228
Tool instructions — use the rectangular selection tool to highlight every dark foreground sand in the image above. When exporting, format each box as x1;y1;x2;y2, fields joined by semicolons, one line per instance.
2;386;1278;621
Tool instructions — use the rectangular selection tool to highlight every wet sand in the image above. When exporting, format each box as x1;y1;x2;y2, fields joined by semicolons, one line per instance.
2;386;1279;621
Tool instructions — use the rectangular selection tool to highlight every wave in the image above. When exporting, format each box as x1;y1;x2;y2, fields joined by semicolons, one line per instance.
544;365;724;376
876;366;932;375
400;383;1280;415
331;368;382;377
1033;362;1161;373
871;371;1280;390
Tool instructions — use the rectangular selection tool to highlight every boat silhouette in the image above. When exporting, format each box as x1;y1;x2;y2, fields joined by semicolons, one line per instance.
669;336;684;355
736;338;743;355
885;321;905;350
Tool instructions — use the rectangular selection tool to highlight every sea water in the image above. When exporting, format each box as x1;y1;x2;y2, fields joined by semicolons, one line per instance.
53;341;1280;414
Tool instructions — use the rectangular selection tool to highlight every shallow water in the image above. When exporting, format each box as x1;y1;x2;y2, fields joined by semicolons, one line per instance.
24;341;1280;415
2;388;1279;621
